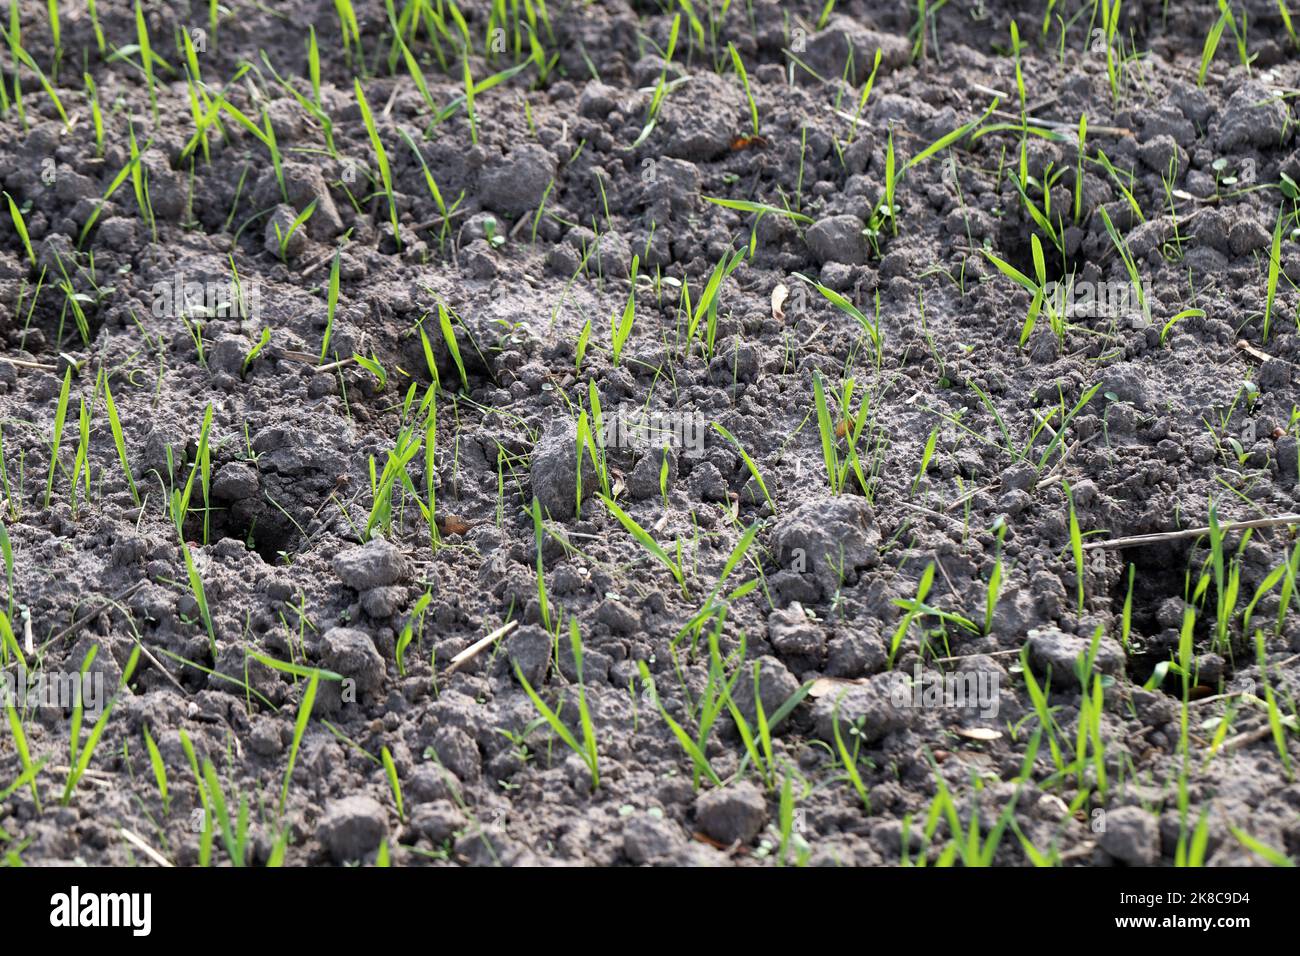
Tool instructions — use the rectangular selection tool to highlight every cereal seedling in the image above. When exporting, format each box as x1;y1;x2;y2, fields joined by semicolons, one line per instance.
182;542;216;657
847;48;883;143
529;496;553;632
637;658;724;788
984;520;1007;635
601;494;687;598
515;618;600;789
396;590;432;676
134;0;159;124
1198;10;1228;86
811;370;872;498
203;758;250;866
274;200;317;262
633;14;681;147
67;397;90;519
320;250;341;363
832;695;872;811
62;644;141;806
711;423;774;512
43;366;72;509
727;43;759;136
0;522;12;623
1065;480;1085;613
355;79;400;247
610;254;638;366
2;653;41;810
142;726;169;815
381;746;405;821
438;303;470;392
243;328;272;378
1264;205;1283;340
4;191;35;266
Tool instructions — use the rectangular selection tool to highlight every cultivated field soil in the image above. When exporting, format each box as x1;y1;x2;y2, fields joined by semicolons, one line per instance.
2;0;1300;869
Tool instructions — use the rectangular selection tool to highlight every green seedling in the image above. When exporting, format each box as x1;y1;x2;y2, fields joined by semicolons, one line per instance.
515;618;600;789
633;14;682;147
182;542;216;657
728;43;759;136
1097;206;1149;324
438;303;469;392
1160;308;1205;344
4;192;35;266
243;328;272;378
67;398;90;518
3;645;40;809
912;425;939;496
1065;480;1086;613
320;251;341;362
637;656;724;789
711;423;774;512
202;758;250;866
396;590;432;676
682;245;745;360
530;496;553;632
847;48;883;143
1264;205;1283;341
832;696;872;811
0;25;71;130
381;746;405;820
1255;630;1295;780
273;201;316;262
62;644;141;806
0;522;12;623
984;520;1007;635
872;99;998;244
43;366;72;509
354;79;400;246
726;659;779;789
888;563;934;668
134;0;159;124
610;255;639;366
794;274;883;368
811;370;872;497
142;726;169;815
1199;11;1228;86
601;494;687;597
101;373;138;506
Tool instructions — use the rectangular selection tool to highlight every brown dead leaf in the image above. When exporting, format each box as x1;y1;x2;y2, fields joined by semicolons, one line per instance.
439;515;473;536
692;831;729;850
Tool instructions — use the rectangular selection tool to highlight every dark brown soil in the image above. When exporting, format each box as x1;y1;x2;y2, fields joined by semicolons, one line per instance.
1;0;1300;867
